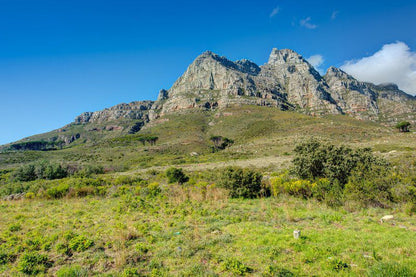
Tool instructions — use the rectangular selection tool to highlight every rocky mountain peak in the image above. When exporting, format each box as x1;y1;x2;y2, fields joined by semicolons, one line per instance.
268;48;306;65
234;59;261;75
74;48;415;128
377;83;400;91
325;66;355;81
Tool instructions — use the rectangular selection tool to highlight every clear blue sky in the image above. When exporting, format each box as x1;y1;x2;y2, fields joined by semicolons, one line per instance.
1;0;415;145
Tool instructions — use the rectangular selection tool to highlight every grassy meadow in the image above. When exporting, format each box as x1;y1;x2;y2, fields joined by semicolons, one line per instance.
1;186;416;276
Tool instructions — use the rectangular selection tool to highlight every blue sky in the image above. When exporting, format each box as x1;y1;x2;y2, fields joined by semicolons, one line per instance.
1;0;415;144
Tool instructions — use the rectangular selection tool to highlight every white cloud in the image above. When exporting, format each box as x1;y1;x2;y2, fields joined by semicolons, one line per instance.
307;54;324;74
300;17;317;29
331;11;339;20
270;6;280;18
341;42;416;95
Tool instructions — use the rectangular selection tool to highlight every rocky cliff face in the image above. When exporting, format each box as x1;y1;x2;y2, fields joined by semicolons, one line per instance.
259;49;340;115
158;51;290;116
74;101;154;124
73;48;416;127
324;67;415;123
158;49;344;116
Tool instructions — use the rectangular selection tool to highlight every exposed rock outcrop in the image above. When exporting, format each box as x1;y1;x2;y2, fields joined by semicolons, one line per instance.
73;48;415;127
74;101;154;124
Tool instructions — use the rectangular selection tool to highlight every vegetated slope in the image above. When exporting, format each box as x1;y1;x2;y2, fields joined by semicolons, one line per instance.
1;191;416;276
1;105;414;172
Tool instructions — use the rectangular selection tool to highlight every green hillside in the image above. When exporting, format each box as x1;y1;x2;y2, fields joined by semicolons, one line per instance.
1;105;414;172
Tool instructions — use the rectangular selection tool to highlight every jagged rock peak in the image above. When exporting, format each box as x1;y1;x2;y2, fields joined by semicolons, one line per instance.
377;83;399;91
193;50;260;75
268;48;306;65
157;89;169;101
234;59;260;75
325;66;355;80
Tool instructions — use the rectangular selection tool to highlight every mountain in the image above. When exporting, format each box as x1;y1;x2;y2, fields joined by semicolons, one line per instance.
2;48;415;151
61;48;416;128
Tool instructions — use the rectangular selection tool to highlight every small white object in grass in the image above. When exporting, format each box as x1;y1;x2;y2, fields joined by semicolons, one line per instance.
293;230;301;239
380;215;394;223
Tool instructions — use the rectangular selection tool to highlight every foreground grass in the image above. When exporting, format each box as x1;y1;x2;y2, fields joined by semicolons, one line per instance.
1;191;415;276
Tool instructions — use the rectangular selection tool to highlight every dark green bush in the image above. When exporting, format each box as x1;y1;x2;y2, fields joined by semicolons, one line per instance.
219;167;264;198
345;164;395;208
45;183;70;199
395;121;411;132
68;235;94;252
221;257;252;275
312;178;344;207
14;160;68;182
210;136;234;152
0;251;17;265
18;252;52;275
292;139;387;186
166;167;189;184
74;164;104;178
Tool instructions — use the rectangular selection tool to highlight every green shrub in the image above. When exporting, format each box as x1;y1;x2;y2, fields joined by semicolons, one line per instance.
403;202;416;216
312;178;343;207
68;235;94;252
395;121;411;132
18;252;52;275
329;257;349;272
56;265;89;277
345;164;394;208
0;251;16;265
56;242;72;256
68;186;95;198
220;167;264;198
74;164;104;178
269;172;291;197
46;183;70;199
166;167;189;184
114;175;143;186
14;160;68;182
292;139;387;186
210;136;234;152
14;164;37;182
143;182;161;197
262;265;294;276
8;223;21;232
270;173;314;199
221;257;252;275
368;262;416;277
122;267;141;277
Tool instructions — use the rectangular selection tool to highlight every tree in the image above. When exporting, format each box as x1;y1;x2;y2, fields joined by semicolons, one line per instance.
396;121;411;132
210;136;234;152
292;138;387;186
138;135;159;146
166;167;189;184
219;167;264;198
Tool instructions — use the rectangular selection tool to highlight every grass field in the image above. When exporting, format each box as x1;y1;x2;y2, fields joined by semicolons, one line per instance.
1;189;416;276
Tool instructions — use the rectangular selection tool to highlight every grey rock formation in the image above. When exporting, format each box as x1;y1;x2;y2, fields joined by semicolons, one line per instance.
259;49;340;115
324;67;416;123
73;48;416;127
75;101;154;123
324;66;379;120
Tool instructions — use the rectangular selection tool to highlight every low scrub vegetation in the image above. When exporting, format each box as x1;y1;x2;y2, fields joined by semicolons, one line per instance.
271;139;416;209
